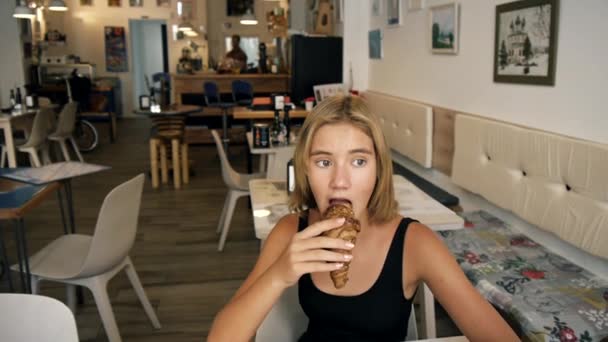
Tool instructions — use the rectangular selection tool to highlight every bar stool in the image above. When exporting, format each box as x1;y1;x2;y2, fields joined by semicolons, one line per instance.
149;117;189;190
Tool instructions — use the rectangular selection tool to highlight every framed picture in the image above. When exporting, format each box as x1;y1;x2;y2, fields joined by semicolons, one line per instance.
494;0;559;86
369;29;383;59
129;0;143;7
387;0;401;26
334;0;344;22
104;26;129;72
408;0;424;11
108;0;121;6
313;83;346;103
139;95;151;110
80;0;93;5
372;0;382;16
429;2;459;54
157;0;170;7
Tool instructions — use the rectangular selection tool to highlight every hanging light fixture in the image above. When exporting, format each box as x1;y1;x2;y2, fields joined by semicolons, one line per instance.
239;8;258;25
13;0;35;18
48;0;68;11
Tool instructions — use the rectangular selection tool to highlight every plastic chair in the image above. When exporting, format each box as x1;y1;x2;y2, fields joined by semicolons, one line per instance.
231;80;254;106
204;82;235;152
211;130;264;251
255;285;418;342
0;293;79;342
0;108;54;167
12;174;161;342
48;101;84;162
265;146;295;180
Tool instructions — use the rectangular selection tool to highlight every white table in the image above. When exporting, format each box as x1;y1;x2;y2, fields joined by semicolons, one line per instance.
246;131;295;178
249;175;463;241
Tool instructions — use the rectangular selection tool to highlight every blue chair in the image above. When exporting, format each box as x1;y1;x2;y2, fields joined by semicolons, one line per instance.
231;80;253;106
204;82;235;152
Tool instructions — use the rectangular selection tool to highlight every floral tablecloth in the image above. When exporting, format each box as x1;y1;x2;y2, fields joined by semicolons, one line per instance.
437;211;608;342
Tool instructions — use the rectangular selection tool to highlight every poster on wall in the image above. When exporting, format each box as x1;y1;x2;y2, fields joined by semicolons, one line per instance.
429;3;459;54
130;0;143;6
494;0;559;85
387;0;401;26
80;0;93;5
104;26;128;72
157;0;170;7
108;0;121;6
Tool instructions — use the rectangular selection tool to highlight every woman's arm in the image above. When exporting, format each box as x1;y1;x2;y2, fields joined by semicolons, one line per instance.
208;214;352;342
408;223;519;341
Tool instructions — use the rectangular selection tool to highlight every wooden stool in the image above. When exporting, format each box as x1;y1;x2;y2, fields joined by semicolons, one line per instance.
149;118;189;190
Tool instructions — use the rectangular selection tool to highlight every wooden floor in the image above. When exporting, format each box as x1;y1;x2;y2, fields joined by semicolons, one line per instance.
0;118;460;341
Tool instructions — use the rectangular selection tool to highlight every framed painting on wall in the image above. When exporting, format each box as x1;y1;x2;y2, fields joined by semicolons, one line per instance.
369;29;383;59
429;2;459;54
387;0;401;26
130;0;143;7
157;0;170;7
108;0;121;7
227;0;253;16
105;26;128;72
80;0;93;5
494;0;559;86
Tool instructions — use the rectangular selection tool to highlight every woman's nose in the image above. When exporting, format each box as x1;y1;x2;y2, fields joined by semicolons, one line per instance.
330;165;351;189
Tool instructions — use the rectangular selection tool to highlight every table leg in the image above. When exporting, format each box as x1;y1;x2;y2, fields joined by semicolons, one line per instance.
62;180;84;304
13;219;29;293
181;143;189;185
150;139;159;189
222;108;229;153
16;219;32;293
0;224;15;292
172;139;181;189
1;122;17;168
57;188;69;235
422;283;437;339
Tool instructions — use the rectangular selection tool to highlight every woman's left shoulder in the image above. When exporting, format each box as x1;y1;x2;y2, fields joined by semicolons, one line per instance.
404;221;448;256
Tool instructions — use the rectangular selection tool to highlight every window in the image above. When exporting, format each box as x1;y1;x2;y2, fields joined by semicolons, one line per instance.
225;36;259;68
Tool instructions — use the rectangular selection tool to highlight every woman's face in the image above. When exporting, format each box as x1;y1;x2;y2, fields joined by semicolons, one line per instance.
307;122;377;221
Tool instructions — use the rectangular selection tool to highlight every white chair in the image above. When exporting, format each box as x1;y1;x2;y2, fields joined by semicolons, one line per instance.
256;285;418;342
211;130;264;251
12;174;161;342
0;293;79;342
265;145;295;180
48;101;84;162
1;107;54;167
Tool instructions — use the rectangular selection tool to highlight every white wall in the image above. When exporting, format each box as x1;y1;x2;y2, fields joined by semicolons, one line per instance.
350;0;608;144
0;2;27;107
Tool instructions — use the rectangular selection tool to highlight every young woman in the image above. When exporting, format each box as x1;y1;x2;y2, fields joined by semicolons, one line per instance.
208;95;518;341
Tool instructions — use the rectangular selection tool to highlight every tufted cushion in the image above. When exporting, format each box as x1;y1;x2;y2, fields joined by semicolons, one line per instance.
363;91;433;168
452;114;608;259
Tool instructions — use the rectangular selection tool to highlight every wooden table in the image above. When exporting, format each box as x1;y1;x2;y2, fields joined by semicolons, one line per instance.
171;73;290;105
233;106;309;120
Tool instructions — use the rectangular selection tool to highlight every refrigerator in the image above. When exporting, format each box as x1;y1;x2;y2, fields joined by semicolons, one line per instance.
290;35;343;105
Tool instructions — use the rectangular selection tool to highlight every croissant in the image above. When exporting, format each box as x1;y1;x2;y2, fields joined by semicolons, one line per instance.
322;203;361;289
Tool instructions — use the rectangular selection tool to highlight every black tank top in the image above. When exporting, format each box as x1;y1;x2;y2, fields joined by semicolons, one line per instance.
297;212;418;342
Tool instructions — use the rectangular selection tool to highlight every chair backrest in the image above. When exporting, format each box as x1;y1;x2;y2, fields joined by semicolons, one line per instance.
76;174;145;278
266;146;295;180
53;101;79;137
210;130;243;189
24;107;54;148
255;285;418;342
204;81;220;106
231;80;253;106
0;293;79;342
152;72;171;87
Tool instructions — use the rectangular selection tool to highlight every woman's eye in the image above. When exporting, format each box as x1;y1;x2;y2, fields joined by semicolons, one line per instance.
352;159;367;167
315;160;332;168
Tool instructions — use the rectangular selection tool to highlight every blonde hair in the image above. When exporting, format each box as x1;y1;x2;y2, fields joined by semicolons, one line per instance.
288;95;398;224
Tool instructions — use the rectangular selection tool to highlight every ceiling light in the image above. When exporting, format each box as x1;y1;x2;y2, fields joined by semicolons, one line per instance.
13;1;35;18
240;9;258;25
49;0;68;11
184;30;198;37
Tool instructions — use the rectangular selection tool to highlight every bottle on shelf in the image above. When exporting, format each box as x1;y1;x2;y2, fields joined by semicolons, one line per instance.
283;103;292;144
271;109;281;146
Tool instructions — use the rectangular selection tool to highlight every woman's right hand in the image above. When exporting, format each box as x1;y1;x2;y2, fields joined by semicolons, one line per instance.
268;217;355;288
